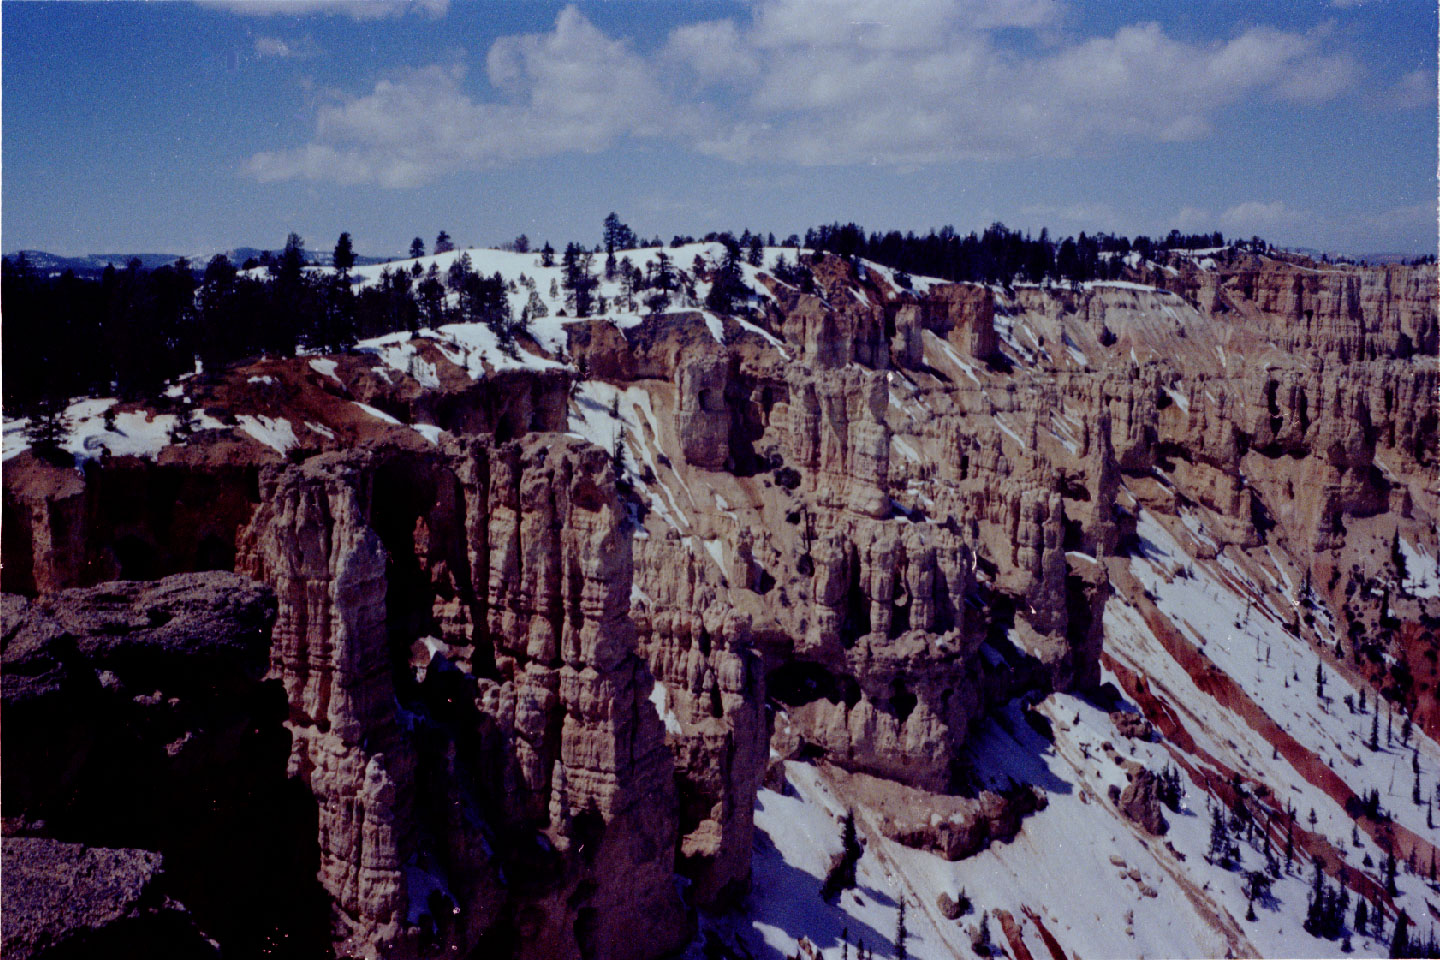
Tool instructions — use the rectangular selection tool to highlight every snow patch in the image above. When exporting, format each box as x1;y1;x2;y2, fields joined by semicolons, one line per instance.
648;681;682;736
236;415;297;455
353;402;402;425
1399;538;1440;599
308;358;343;384
412;423;445;445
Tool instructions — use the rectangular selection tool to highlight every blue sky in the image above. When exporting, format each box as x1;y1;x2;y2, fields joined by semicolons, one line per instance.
3;0;1435;257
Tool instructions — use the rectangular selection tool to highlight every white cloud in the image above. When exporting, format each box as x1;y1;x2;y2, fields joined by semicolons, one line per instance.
245;1;1362;185
1019;202;1126;232
1353;201;1437;251
204;0;446;20
1173;206;1215;233
483;5;687;145
1174;200;1314;240
694;16;1358;165
1172;199;1437;253
254;35;292;57
662;19;760;83
248;9;698;186
1217;200;1312;235
1374;68;1436;111
253;34;317;58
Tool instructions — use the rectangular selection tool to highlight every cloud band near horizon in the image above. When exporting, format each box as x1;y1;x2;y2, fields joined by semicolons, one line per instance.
243;1;1382;190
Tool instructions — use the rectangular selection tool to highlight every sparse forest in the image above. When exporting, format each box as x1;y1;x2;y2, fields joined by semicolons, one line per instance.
1;216;1256;418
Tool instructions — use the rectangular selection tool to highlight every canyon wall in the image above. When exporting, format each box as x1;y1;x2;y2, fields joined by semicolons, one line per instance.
2;248;1435;959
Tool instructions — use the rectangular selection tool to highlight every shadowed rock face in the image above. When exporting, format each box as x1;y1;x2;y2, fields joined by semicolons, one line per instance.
1;572;332;959
2;838;216;960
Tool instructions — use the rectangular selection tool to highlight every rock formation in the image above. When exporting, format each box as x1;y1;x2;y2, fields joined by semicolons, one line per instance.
2;838;217;960
1;572;331;958
2;243;1434;959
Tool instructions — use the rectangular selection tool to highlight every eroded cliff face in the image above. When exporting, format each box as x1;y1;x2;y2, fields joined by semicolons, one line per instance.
1154;253;1437;362
3;245;1435;959
232;439;689;959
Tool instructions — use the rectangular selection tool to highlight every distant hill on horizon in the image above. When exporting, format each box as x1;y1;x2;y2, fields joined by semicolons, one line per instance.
5;247;391;278
1280;246;1433;266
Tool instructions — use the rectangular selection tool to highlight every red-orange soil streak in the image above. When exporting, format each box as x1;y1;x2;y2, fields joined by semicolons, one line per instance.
1395;619;1440;743
1104;654;1391;908
994;909;1033;960
1139;587;1436;877
1020;906;1067;960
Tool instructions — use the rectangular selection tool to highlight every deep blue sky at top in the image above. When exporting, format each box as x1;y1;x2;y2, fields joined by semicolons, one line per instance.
3;0;1435;257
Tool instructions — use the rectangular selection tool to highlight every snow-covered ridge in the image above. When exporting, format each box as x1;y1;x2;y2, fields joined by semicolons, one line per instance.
330;243;829;373
2;397;230;463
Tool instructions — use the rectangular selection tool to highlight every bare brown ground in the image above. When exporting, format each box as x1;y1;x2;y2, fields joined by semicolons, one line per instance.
994;909;1031;960
1020;906;1068;960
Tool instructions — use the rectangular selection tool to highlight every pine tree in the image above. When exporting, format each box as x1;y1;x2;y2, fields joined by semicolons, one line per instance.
25;390;70;464
333;232;356;273
896;898;908;960
1391;909;1410;959
435;230;454;254
541;241;555;268
1356;899;1369;938
748;233;764;267
1209;803;1230;864
324;232;359;350
167;408;195;446
1306;859;1326;933
654;251;676;292
560;243;597;318
1337;869;1351;937
1371;711;1381;751
447;251;473;294
277;232;306;281
602;212;636;253
843;808;860;859
705;236;748;314
822;808;863;901
409;236;425;259
610;428;626;480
